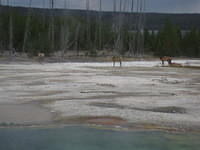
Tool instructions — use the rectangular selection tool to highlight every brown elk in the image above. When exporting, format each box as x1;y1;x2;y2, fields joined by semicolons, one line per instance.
160;56;182;67
160;56;172;65
112;56;122;67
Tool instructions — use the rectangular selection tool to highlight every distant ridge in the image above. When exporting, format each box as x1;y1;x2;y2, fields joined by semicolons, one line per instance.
0;5;200;30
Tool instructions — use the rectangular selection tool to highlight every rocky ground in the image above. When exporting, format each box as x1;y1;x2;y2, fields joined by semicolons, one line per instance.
0;58;200;131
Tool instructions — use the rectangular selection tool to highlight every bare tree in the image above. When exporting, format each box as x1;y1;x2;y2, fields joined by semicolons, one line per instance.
98;0;102;50
86;0;91;50
128;0;135;55
61;0;70;55
112;0;117;46
7;0;13;51
50;0;55;51
136;0;145;56
23;0;32;52
0;0;2;50
75;24;80;55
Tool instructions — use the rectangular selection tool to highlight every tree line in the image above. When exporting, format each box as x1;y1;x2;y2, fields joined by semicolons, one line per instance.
0;7;200;57
144;21;200;57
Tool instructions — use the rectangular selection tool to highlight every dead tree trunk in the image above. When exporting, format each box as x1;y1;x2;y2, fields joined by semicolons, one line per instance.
7;0;13;51
98;0;102;50
23;0;32;52
86;0;91;50
50;0;55;51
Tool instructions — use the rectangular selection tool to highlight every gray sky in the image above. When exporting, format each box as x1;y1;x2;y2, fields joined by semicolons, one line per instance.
1;0;200;13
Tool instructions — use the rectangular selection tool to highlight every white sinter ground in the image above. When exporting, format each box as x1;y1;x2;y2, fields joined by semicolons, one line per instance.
0;59;200;128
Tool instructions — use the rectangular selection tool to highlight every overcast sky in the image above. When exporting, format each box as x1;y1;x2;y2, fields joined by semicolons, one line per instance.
1;0;200;13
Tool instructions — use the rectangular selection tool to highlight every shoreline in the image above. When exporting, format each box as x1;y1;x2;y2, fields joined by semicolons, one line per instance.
1;119;200;134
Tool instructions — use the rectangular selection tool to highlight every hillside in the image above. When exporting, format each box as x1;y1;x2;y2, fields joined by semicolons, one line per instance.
0;5;200;30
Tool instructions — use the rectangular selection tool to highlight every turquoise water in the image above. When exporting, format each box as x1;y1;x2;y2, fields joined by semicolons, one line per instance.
0;126;199;150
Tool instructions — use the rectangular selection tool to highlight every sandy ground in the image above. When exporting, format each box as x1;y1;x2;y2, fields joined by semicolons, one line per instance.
0;58;200;131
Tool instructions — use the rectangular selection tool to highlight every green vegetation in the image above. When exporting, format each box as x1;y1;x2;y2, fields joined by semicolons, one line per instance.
144;22;200;57
0;6;200;57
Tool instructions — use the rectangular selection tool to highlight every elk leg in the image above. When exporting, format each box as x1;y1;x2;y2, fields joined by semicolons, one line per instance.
113;61;115;67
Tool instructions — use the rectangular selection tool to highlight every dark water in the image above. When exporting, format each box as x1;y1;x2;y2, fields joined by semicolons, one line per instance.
0;126;199;150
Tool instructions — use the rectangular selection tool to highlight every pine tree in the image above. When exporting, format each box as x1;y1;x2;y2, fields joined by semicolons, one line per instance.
156;21;181;56
183;27;200;57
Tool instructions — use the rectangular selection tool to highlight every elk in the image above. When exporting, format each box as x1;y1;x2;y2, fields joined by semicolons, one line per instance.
112;56;122;67
160;56;182;67
160;56;172;65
